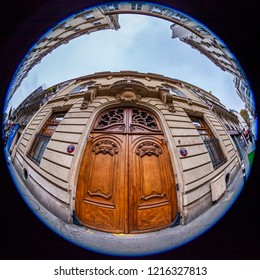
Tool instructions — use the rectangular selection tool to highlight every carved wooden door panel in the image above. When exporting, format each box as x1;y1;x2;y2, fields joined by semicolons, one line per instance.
75;108;127;233
75;134;126;233
128;135;177;233
75;107;178;233
128;108;178;233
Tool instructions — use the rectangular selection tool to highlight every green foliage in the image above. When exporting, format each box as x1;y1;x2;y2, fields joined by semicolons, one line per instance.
240;109;250;127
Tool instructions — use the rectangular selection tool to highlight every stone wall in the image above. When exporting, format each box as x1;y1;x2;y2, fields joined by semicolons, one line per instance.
12;74;241;225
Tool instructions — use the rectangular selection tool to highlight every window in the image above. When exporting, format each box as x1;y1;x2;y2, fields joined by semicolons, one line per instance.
28;112;66;165
82;13;94;20
68;82;95;95
189;115;227;170
92;21;101;26
61;23;71;29
231;135;247;160
131;2;143;10
162;84;186;97
152;6;163;14
107;3;119;11
224;123;230;130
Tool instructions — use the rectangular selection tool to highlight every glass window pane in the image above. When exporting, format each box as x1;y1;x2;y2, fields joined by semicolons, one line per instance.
28;112;67;165
55;115;65;122
192;120;201;127
188;115;226;170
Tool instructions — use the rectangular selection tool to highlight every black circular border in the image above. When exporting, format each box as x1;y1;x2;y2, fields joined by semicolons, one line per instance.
0;0;259;260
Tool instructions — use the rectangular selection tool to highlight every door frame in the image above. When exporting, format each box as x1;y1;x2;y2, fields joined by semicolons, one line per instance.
70;101;184;226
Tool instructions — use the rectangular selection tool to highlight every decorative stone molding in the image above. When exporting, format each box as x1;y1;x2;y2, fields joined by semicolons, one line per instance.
187;99;193;105
166;102;176;113
80;88;97;110
175;101;203;112
63;95;70;101
115;88;142;103
160;90;172;104
80;100;90;110
160;90;176;113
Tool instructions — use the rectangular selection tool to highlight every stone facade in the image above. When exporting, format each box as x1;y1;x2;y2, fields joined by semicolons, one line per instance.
7;8;120;101
7;1;253;115
171;23;254;117
11;71;241;227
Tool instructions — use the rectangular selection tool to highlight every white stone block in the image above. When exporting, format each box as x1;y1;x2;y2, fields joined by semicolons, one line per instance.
210;173;226;202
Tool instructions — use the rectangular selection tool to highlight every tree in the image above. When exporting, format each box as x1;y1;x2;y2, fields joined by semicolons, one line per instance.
240;109;250;127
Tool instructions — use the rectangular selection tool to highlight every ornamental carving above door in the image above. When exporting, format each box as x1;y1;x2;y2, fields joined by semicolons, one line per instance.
75;107;178;233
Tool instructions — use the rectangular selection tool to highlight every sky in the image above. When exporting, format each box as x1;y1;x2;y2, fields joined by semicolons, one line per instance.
5;13;246;113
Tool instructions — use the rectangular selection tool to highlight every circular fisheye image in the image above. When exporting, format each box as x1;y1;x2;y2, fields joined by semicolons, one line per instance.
2;1;257;257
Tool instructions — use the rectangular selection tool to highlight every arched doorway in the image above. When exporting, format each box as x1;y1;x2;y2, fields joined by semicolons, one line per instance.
75;106;178;233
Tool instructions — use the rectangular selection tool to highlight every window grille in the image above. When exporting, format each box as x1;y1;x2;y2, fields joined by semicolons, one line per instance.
27;112;66;165
189;115;227;170
203;138;227;169
28;134;51;165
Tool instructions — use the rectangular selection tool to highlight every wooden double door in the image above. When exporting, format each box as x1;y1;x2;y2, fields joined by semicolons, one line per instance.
75;107;178;233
